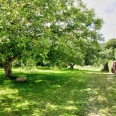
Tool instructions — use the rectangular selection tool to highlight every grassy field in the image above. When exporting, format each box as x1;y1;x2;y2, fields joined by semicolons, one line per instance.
0;67;116;116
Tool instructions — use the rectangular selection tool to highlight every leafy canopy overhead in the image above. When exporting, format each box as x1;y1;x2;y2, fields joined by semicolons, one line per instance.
0;0;103;65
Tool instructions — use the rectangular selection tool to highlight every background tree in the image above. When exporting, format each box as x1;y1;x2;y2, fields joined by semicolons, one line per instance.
104;38;116;60
84;40;101;66
99;38;116;72
46;0;103;69
105;38;116;49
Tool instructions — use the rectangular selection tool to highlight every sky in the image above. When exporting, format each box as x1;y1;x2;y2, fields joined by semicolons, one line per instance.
82;0;116;41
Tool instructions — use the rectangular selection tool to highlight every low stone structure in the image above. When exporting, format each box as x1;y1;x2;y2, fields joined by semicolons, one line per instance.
108;60;116;74
16;77;27;82
112;61;116;74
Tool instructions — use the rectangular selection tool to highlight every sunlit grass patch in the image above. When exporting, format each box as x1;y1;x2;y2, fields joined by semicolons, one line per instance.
87;74;116;116
0;68;90;115
0;68;116;115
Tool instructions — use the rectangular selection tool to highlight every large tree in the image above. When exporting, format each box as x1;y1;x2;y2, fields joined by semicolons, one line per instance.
47;1;103;68
0;0;56;79
0;0;103;79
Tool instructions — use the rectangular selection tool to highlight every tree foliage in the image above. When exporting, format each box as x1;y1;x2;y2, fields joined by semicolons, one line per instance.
103;38;116;60
104;38;116;49
84;40;101;66
0;0;103;78
99;38;116;72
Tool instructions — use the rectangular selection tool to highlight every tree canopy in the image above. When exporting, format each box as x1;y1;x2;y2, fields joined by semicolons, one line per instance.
0;0;103;78
104;38;116;49
103;38;116;60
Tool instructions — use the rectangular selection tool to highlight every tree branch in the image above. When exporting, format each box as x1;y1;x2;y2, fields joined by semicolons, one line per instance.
6;53;21;63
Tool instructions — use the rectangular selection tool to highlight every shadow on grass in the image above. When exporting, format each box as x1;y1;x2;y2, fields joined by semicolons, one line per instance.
0;68;116;116
0;69;90;116
86;73;116;116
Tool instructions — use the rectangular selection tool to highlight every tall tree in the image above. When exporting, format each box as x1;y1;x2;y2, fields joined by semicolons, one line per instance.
47;0;104;68
0;0;56;79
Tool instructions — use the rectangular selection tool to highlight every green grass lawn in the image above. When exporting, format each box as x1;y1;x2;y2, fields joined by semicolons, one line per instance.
0;67;116;116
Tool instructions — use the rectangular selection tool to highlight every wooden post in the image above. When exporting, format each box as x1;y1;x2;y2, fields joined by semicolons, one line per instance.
113;61;116;74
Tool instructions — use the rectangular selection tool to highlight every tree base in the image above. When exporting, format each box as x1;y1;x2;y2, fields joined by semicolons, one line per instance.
4;75;17;80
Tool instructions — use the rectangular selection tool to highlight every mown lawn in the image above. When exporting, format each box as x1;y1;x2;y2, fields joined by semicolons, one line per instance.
0;68;116;116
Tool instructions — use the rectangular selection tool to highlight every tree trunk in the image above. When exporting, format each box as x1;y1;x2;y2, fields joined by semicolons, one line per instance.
3;60;13;79
0;54;20;79
68;63;75;70
112;61;116;74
